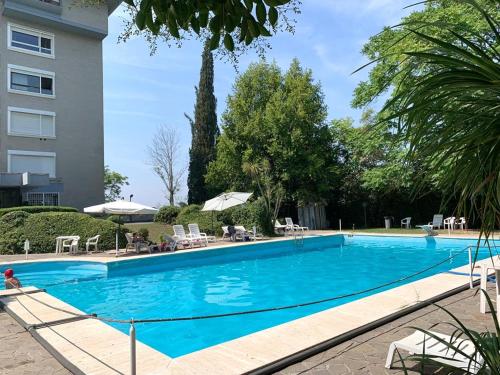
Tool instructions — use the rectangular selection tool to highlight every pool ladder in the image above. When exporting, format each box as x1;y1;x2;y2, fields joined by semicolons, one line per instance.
294;229;304;247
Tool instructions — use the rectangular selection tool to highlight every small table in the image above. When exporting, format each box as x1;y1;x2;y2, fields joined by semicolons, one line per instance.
55;236;80;254
479;264;500;321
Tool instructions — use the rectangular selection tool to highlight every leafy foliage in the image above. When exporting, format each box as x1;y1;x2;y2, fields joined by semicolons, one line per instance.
0;206;78;217
104;165;129;202
119;0;301;58
174;204;224;236
187;41;219;204
378;0;500;235
154;205;181;224
0;212;126;254
206;60;337;203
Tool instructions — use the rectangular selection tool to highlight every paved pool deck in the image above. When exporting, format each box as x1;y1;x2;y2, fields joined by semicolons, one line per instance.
1;284;496;375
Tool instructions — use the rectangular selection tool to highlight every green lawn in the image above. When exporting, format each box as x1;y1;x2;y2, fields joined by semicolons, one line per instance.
125;222;172;243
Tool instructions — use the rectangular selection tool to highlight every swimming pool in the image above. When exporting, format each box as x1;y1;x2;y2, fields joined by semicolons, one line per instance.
0;235;492;358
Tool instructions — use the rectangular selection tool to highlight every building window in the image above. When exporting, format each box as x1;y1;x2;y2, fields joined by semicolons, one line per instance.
26;192;59;206
8;150;56;178
8;107;55;138
8;65;55;98
8;24;54;57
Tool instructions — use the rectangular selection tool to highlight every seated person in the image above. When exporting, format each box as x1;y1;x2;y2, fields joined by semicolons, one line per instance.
4;269;22;289
160;235;177;252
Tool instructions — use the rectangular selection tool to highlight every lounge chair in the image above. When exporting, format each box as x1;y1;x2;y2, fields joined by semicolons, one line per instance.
428;214;444;229
222;226;231;241
385;330;483;374
285;217;308;233
400;217;411;229
125;232;150;254
443;216;455;230
62;236;80;254
172;225;203;248
85;235;100;253
274;220;287;234
188;223;212;246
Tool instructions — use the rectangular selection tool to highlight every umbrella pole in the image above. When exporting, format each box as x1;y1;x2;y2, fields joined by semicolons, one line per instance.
211;211;214;235
115;218;120;257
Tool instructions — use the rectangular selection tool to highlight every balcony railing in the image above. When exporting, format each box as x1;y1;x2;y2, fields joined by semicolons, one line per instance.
39;0;60;5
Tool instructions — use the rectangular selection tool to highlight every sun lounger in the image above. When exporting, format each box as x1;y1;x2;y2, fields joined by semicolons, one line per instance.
274;220;287;234
285;217;308;233
386;330;483;373
188;223;213;246
172;225;203;248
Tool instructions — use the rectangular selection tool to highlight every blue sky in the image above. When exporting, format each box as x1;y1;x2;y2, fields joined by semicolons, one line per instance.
103;0;414;207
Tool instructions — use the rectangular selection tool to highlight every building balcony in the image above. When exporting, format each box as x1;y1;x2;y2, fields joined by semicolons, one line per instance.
3;0;62;17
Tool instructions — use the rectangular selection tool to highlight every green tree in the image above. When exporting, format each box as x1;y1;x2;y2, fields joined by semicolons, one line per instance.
104;165;129;202
352;0;496;110
119;0;300;56
206;59;337;204
377;1;500;235
187;41;219;204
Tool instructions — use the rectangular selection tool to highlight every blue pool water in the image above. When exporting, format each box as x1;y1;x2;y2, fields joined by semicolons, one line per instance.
0;235;493;357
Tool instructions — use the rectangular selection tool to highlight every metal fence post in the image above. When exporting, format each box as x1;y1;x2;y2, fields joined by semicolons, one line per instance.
468;246;473;289
130;320;136;375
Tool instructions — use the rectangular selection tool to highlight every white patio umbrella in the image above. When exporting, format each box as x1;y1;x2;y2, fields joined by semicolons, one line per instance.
84;200;158;254
201;192;252;232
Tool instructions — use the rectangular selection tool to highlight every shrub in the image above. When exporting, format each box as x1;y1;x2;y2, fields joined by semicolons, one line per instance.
0;212;127;254
228;199;269;233
175;204;223;236
137;228;149;240
0;206;78;217
107;215;124;225
154;206;180;224
0;211;30;254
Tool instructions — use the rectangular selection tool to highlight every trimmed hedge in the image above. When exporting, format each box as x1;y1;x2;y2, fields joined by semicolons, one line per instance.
0;212;126;254
0;206;78;217
154;206;180;224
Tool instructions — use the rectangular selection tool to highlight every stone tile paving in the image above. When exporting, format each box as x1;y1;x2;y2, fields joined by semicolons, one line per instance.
0;309;71;375
276;285;496;375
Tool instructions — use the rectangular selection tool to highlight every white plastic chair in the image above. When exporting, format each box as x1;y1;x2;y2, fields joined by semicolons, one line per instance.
456;217;467;230
428;214;444;229
400;217;411;229
62;236;80;254
386;330;483;373
443;216;456;230
85;235;100;253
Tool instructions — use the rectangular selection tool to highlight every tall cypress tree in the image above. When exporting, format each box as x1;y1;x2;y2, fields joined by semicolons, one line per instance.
187;41;218;204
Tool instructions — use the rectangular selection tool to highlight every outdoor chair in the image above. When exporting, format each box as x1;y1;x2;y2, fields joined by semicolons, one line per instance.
125;232;149;254
172;225;203;248
62;236;80;255
428;214;444;229
385;330;483;374
443;216;456;230
274;220;287;235
400;217;411;229
455;217;467;230
285;217;308;233
188;223;212;246
85;235;100;253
